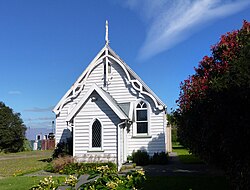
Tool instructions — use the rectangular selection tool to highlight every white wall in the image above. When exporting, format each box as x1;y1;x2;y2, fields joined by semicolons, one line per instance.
55;51;166;161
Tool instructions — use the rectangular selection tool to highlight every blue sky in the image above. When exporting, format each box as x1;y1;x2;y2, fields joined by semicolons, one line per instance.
0;0;250;129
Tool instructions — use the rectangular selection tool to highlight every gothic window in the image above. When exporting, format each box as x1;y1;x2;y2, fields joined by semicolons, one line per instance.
92;119;102;148
135;101;148;134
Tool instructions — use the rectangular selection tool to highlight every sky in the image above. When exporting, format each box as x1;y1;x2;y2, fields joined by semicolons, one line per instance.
0;0;250;130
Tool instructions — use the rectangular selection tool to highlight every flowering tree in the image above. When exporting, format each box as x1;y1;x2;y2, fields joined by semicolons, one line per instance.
175;21;250;189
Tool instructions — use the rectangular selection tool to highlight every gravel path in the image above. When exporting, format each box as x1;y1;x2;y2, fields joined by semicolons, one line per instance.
142;152;224;176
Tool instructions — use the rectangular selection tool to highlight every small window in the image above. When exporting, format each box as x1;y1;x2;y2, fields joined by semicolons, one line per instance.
92;119;102;148
36;135;41;141
135;101;148;134
108;63;111;74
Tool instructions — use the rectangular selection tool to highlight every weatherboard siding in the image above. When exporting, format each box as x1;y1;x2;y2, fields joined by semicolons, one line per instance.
74;91;120;163
126;110;166;156
55;103;72;144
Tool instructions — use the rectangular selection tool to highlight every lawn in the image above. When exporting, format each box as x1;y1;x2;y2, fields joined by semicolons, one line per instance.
0;176;64;190
143;176;229;190
0;150;58;189
142;143;229;190
173;144;203;164
0;150;52;177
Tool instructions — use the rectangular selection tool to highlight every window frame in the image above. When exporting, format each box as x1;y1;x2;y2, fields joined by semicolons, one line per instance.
133;100;151;137
89;118;103;151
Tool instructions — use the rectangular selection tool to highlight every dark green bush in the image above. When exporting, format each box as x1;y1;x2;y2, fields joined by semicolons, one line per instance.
131;150;169;165
132;150;150;166
175;21;250;189
151;152;168;165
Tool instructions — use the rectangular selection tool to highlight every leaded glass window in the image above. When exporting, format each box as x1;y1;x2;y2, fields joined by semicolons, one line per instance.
136;101;148;134
92;119;102;148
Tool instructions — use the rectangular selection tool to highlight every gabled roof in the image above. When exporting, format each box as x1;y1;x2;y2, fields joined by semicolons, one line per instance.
53;44;166;115
66;83;128;122
107;46;166;108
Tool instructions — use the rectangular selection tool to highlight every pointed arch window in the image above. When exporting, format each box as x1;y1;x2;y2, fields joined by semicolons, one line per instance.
92;119;102;148
135;101;148;134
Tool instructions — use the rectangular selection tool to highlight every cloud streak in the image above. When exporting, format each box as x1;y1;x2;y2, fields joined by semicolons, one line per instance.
24;106;54;112
8;90;21;95
26;117;55;121
124;0;250;60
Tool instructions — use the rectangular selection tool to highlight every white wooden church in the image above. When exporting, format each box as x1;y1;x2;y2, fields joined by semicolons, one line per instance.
53;21;168;169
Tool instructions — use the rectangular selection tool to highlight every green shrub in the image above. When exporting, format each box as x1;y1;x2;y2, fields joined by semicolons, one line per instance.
44;162;54;173
151;152;168;165
64;175;78;187
132;150;150;166
32;166;146;190
45;155;74;173
171;127;178;143
23;139;32;151
45;160;117;175
63;162;117;175
30;176;60;190
79;166;146;190
131;150;169;165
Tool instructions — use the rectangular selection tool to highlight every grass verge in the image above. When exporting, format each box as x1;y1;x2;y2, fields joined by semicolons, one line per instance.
0;150;53;177
0;176;64;190
143;176;229;190
173;145;203;164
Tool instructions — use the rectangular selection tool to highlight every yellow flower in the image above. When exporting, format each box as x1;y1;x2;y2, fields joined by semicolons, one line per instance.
106;181;118;189
136;169;145;176
127;175;132;180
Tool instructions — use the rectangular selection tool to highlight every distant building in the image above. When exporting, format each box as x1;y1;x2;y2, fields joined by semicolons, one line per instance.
26;127;52;140
26;128;55;150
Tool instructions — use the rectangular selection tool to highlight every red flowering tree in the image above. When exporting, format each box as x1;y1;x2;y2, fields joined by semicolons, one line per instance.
175;21;250;189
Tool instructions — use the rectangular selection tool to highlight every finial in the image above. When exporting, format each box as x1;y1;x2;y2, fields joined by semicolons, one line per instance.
105;20;109;45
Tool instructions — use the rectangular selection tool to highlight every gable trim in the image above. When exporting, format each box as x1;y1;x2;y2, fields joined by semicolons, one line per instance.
54;44;166;116
107;47;165;110
53;46;107;115
66;83;128;122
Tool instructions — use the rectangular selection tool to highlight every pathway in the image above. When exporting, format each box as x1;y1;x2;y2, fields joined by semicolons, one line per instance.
142;152;224;176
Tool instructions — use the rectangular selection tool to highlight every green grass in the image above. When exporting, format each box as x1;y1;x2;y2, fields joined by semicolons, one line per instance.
0;176;64;190
143;176;229;190
0;150;52;158
0;150;65;189
172;144;203;164
0;150;53;177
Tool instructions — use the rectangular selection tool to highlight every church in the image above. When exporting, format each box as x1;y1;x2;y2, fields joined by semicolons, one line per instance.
53;21;169;169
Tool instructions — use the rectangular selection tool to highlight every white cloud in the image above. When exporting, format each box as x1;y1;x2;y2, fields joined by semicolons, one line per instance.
24;106;54;112
26;117;55;121
8;90;21;95
123;0;250;60
26;121;52;128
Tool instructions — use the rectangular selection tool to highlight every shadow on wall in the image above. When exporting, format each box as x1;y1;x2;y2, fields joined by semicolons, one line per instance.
57;128;73;155
59;128;72;143
140;133;166;156
93;92;121;126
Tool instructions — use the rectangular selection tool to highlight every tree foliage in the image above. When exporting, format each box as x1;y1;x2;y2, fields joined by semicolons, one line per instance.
175;21;250;189
0;101;27;152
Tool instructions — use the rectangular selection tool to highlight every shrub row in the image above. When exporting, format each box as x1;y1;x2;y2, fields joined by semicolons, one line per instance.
31;165;145;190
44;156;116;175
131;150;168;166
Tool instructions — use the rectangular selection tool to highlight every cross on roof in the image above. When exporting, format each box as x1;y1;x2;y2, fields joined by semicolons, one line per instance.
105;20;109;45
